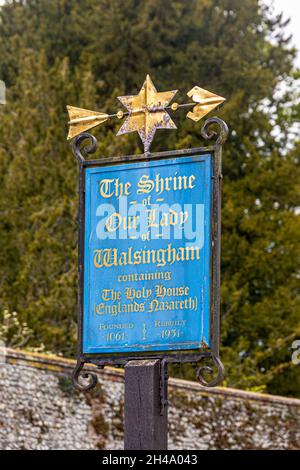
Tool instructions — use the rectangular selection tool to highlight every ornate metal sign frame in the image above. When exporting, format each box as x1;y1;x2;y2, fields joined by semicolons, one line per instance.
71;116;228;408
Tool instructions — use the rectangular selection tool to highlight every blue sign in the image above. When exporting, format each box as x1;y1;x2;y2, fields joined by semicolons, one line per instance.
83;154;212;354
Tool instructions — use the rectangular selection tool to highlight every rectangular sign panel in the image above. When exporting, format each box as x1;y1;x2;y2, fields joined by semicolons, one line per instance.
83;154;212;354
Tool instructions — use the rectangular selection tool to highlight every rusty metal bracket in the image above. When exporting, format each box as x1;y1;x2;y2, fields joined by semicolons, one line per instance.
159;359;169;414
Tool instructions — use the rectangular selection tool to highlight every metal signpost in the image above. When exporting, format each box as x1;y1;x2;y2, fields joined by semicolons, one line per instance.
68;75;228;450
0;80;5;106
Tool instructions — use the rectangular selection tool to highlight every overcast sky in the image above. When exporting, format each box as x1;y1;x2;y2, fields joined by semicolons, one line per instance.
0;0;299;65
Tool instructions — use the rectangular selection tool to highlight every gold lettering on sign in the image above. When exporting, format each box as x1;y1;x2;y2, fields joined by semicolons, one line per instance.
137;174;155;194
105;213;138;232
137;174;196;195
97;174;197;199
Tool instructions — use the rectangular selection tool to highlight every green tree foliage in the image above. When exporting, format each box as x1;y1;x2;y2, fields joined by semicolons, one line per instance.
0;0;299;396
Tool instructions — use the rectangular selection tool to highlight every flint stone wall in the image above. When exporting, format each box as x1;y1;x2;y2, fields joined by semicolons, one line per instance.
0;349;299;450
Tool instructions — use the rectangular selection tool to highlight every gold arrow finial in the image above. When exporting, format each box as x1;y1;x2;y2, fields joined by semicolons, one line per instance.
67;106;109;140
0;80;6;105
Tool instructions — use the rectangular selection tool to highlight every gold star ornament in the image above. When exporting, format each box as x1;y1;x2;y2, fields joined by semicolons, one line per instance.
117;75;177;153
